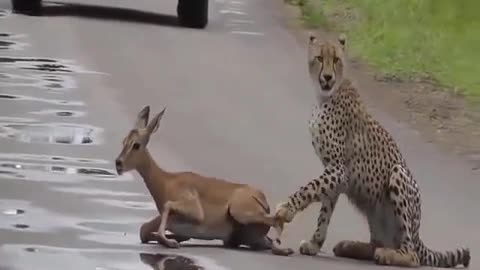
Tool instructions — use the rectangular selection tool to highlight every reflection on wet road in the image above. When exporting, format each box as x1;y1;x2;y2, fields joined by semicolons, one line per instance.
0;5;232;270
0;121;102;145
0;7;190;270
0;245;228;270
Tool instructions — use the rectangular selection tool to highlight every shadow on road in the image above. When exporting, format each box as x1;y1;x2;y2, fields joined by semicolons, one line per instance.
40;1;181;28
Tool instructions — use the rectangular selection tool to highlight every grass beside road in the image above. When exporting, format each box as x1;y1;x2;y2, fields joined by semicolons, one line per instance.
287;0;480;100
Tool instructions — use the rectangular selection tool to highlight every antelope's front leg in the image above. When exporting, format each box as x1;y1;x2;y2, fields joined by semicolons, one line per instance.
157;191;204;248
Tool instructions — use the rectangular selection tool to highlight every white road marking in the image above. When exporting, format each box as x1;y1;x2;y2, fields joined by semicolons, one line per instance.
230;31;265;36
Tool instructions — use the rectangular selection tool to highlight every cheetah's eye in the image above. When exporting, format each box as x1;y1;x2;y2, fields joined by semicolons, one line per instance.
316;56;323;62
334;57;340;64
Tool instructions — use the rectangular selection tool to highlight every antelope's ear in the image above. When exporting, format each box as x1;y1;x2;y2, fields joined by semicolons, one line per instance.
146;107;166;134
135;105;150;129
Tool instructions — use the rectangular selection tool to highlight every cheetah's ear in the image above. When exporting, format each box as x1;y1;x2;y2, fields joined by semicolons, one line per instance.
309;32;317;44
338;33;347;51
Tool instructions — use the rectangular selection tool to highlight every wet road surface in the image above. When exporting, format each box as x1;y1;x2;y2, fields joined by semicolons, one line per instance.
0;0;478;269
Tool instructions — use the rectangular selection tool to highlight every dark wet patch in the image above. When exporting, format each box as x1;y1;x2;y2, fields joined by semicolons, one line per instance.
22;63;73;73
0;57;56;63
0;161;129;183
75;168;114;176
13;223;29;229
0;122;101;145
140;253;205;270
0;163;115;176
57;111;73;116
90;198;154;210
0;93;84;106
0;153;108;165
0;57;103;75
0;40;15;50
0;245;227;270
0;170;20;176
24;247;39;252
0;9;8;18
51;186;143;197
30;109;86;118
3;209;25;215
0;73;77;92
0;94;18;99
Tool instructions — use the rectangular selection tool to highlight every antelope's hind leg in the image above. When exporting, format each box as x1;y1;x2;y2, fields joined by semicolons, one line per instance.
227;189;294;256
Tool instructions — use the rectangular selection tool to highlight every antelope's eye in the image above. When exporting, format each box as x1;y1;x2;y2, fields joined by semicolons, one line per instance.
132;143;141;150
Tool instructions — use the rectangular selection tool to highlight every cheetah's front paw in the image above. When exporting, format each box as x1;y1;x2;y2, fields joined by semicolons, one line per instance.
274;202;295;224
299;240;320;256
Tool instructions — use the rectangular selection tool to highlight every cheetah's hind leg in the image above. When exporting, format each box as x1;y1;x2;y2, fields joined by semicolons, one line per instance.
333;240;376;261
374;165;420;268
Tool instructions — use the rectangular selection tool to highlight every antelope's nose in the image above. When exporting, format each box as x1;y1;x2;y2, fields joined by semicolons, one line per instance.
115;159;123;174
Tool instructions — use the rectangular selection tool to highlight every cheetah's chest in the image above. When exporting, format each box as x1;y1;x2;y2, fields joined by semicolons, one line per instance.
309;105;329;158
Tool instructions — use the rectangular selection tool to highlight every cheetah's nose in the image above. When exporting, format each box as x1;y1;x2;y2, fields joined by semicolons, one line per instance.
323;74;333;82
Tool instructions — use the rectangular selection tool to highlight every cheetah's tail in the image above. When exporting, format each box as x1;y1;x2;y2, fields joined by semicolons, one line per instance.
418;239;470;268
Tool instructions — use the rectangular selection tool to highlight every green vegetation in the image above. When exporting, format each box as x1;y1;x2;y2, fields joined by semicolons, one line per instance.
288;0;480;99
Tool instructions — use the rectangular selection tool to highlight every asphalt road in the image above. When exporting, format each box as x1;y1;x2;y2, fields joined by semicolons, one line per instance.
0;0;478;269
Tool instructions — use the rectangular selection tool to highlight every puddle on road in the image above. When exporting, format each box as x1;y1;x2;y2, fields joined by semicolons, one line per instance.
0;161;133;183
0;245;228;270
0;161;129;183
2;209;25;216
0;93;84;106
140;253;206;270
30;109;86;118
90;199;155;211
13;223;29;229
0;73;77;91
0;116;36;123
0;57;105;75
50;187;145;197
0;199;143;235
0;9;9;18
0;153;109;165
0;122;102;145
0;34;28;51
0;41;15;50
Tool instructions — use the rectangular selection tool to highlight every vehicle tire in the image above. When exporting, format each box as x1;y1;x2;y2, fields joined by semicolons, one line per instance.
177;0;208;29
11;0;42;16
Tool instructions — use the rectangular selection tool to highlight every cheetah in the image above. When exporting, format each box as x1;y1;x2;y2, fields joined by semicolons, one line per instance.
273;33;470;268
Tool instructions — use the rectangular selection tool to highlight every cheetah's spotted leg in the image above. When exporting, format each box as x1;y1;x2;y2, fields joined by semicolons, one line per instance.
289;166;344;256
299;194;339;256
374;165;420;268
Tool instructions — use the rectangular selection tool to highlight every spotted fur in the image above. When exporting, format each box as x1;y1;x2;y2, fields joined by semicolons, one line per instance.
274;34;470;268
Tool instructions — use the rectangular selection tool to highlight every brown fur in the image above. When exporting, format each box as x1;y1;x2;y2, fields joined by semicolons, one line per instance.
115;105;293;256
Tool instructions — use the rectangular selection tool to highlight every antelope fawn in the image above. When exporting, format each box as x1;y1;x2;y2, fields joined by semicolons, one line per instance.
115;105;293;256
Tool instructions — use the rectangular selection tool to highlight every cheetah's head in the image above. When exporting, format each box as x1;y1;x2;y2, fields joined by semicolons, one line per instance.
308;33;346;99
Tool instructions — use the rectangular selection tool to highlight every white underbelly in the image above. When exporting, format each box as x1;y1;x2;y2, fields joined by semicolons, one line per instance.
167;220;233;240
